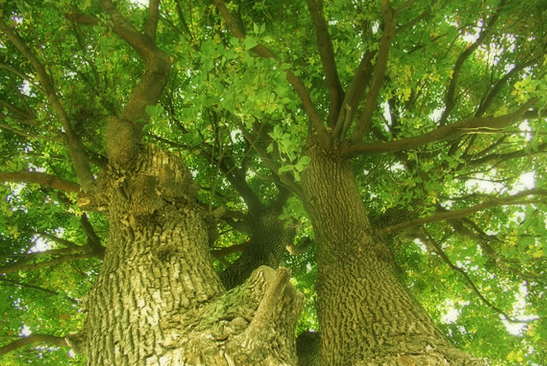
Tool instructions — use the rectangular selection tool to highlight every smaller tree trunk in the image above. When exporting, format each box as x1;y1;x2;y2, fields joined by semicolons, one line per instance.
302;146;483;366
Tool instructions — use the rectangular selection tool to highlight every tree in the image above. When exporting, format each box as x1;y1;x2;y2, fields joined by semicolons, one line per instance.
0;0;546;365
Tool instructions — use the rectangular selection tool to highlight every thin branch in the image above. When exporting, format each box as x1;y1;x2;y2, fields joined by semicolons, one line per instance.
236;120;303;197
211;0;331;149
211;242;249;258
342;98;536;156
333;51;376;143
475;62;529;117
439;0;505;125
286;237;313;256
352;0;396;141
446;218;540;281
0;100;36;123
0;334;68;356
34;232;79;249
421;230;533;323
1;246;91;261
145;0;161;41
0;278;79;304
0;63;46;94
79;214;105;258
0;122;63;143
0;252;99;275
0;171;81;194
306;0;343;127
0;20;95;192
466;143;547;168
395;8;430;34
382;188;547;234
173;0;196;43
65;11;100;26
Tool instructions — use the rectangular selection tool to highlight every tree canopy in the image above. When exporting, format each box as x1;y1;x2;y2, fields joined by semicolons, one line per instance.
1;0;546;365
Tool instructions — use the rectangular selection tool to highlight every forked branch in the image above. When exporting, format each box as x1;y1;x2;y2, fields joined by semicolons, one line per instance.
351;0;396;141
100;0;170;123
306;0;344;127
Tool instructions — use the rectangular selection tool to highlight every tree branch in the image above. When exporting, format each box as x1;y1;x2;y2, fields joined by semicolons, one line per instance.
0;171;81;194
475;62;529;117
0;20;95;192
0;252;99;275
333;51;376;143
439;0;505;124
382;188;547;234
0;63;46;94
211;0;331;149
421;230;533;323
100;0;170;123
0;334;68;357
65;11;100;26
0;100;36;124
466;142;547;168
342;98;536;156
286;237;314;256
351;0;396;141
33;232;78;249
211;242;249;258
145;0;161;41
236;120;303;197
79;214;105;258
0;122;63;143
306;0;343;127
0;278;79;304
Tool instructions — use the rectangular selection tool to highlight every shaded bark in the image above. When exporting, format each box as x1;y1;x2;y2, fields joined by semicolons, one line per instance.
85;146;303;365
301;145;483;366
220;210;293;290
296;331;321;366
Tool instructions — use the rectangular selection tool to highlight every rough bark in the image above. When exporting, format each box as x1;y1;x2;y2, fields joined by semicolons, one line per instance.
84;146;304;365
301;144;483;366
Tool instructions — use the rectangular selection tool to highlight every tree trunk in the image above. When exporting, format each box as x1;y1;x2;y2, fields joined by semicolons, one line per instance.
301;145;483;366
84;146;304;365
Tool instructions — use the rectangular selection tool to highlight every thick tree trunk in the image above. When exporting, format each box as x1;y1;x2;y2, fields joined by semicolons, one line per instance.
301;145;483;366
84;146;304;365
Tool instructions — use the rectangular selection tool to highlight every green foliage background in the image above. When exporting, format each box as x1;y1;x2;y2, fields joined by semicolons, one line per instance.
1;0;546;364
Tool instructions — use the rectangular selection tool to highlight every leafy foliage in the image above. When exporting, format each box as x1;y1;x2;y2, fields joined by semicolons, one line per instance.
1;0;546;364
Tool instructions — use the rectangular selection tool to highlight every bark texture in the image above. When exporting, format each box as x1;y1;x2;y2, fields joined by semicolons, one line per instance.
85;146;223;364
301;145;483;366
84;146;304;365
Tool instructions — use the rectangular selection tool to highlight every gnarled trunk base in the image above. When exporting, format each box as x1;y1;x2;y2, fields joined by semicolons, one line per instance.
84;147;304;365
